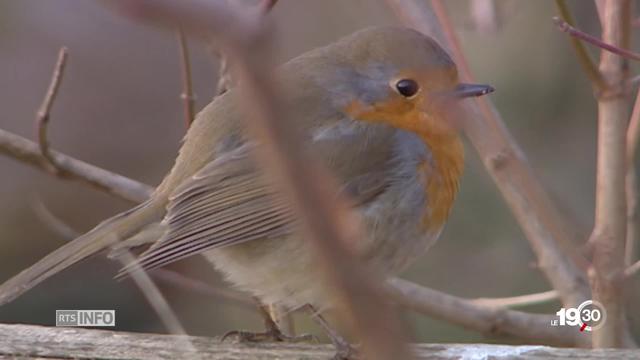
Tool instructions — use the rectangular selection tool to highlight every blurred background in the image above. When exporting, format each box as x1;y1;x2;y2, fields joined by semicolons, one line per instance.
0;0;638;344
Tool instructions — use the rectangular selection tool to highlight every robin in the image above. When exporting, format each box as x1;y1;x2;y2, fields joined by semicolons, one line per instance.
0;26;493;358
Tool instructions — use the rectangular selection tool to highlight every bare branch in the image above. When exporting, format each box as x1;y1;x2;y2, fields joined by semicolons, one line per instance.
0;129;153;203
177;28;196;127
589;0;634;348
36;47;69;173
625;84;640;267
553;17;640;62
553;0;607;92
386;278;584;347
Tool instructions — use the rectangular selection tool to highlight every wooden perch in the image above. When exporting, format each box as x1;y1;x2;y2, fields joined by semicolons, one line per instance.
0;323;638;360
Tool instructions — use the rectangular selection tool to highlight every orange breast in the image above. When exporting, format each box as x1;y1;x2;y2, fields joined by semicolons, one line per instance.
418;136;463;230
345;98;464;230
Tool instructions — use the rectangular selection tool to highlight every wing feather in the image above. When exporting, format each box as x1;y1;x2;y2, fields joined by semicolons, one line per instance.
117;146;295;276
117;124;398;277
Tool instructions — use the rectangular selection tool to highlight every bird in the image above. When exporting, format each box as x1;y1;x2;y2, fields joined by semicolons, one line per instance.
0;26;493;358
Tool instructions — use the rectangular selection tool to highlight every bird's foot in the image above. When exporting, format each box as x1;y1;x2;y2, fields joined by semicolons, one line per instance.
305;304;359;359
221;328;315;343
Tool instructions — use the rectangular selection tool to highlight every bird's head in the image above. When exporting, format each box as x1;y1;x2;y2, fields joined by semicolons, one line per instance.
323;26;493;141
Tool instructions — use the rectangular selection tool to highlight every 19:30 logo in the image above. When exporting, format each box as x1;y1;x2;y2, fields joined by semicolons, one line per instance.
551;300;606;332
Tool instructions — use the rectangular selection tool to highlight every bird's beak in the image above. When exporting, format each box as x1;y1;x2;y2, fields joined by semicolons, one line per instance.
449;83;494;98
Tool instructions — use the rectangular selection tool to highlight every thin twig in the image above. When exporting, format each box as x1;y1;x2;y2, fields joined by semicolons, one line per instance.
31;198;80;241
553;17;640;62
385;0;591;309
554;0;607;92
470;290;559;308
36;47;68;173
177;28;196;127
589;0;634;348
117;250;188;335
24;47;152;203
116;250;201;360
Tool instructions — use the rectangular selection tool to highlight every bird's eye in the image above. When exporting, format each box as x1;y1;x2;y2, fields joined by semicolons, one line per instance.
395;79;420;98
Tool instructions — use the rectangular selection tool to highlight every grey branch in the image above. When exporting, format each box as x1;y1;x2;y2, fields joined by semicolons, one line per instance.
0;128;153;203
386;278;582;347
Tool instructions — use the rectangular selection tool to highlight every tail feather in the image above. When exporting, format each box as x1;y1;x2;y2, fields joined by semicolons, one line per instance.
0;199;165;306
